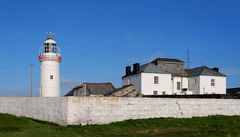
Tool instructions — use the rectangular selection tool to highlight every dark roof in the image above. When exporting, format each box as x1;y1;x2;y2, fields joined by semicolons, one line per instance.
122;63;169;78
186;66;226;77
65;90;74;96
151;58;184;63
122;58;187;78
227;87;240;95
85;82;115;95
140;63;167;74
65;82;115;96
123;58;226;78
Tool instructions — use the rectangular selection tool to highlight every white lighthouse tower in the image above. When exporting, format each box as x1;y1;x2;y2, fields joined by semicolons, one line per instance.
39;32;62;97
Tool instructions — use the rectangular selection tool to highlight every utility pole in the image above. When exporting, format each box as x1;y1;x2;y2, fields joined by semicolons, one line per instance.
30;63;33;97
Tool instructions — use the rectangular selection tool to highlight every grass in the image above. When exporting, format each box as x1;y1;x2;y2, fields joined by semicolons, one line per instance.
0;113;240;137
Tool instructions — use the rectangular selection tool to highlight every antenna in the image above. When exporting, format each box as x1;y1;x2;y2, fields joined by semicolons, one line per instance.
30;63;33;97
187;49;190;68
46;32;55;39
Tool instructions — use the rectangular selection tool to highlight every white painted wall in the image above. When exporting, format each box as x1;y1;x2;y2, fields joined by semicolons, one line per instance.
171;77;183;94
199;76;226;94
40;60;60;97
123;72;227;95
188;76;200;94
140;73;172;95
67;97;240;125
123;74;191;95
171;77;191;95
0;97;68;125
0;97;239;126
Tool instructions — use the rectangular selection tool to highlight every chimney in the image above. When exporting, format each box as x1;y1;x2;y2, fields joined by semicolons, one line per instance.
125;66;131;76
212;67;219;72
133;63;140;74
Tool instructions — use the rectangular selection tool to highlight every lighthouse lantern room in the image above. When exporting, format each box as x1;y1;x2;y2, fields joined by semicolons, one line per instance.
39;32;62;97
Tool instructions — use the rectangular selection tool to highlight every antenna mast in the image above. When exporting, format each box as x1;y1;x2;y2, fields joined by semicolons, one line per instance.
187;49;190;68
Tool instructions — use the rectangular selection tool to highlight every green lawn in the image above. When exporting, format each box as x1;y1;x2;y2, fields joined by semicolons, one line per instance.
0;113;240;137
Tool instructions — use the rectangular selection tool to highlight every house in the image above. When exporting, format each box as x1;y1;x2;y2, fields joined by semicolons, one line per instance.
110;84;139;97
65;82;115;96
122;57;227;95
65;83;139;97
186;66;226;94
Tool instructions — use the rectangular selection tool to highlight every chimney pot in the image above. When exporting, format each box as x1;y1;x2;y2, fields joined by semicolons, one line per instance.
133;63;140;74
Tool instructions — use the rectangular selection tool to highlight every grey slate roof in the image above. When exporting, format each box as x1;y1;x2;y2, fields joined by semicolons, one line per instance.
151;58;184;63
122;63;169;78
65;90;74;96
65;82;115;96
140;63;168;74
85;83;115;95
185;66;226;77
123;58;226;78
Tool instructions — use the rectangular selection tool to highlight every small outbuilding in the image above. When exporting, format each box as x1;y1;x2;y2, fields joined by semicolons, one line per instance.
109;84;140;97
65;82;116;97
65;83;139;97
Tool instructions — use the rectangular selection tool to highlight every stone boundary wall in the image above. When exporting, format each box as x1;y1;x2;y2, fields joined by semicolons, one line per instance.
0;97;240;126
0;97;68;125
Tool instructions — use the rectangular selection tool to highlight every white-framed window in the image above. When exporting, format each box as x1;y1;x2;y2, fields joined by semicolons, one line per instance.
154;76;159;84
50;75;53;80
211;79;215;86
153;91;158;95
162;91;166;95
177;82;181;90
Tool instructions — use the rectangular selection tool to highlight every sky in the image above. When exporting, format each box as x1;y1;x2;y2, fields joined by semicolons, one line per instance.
0;0;240;96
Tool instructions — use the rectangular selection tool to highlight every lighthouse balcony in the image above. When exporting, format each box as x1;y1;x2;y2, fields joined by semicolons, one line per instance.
39;54;62;62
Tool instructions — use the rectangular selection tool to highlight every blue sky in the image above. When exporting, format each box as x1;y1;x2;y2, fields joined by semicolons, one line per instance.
0;0;240;96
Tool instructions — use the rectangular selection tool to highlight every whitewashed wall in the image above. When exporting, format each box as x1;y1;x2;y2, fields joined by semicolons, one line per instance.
188;76;200;94
0;97;239;126
171;77;189;94
67;97;240;125
199;76;226;94
0;97;68;125
122;73;172;95
141;73;172;95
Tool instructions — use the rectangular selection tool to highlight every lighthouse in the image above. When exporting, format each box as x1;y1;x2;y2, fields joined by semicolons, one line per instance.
39;33;62;97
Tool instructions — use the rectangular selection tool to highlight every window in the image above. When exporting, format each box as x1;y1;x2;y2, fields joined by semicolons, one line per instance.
154;76;159;84
162;91;166;95
45;46;49;53
50;75;54;80
211;79;215;86
177;82;181;90
153;91;158;95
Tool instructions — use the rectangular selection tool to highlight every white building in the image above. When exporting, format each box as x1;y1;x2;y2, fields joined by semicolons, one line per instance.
39;33;62;97
187;67;226;94
122;58;226;95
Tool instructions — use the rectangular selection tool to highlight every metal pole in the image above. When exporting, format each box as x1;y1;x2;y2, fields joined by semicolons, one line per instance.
187;49;190;68
30;63;33;97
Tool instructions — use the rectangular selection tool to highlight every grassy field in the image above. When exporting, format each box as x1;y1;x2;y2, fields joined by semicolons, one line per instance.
0;114;240;137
